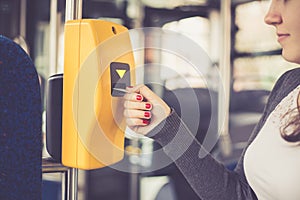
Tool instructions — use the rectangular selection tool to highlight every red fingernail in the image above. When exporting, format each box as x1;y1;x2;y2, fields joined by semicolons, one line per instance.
144;112;151;118
143;119;149;125
145;103;151;109
127;86;133;88
136;95;142;101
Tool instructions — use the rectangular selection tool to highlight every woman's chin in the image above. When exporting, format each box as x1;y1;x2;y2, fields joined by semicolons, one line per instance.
282;50;300;64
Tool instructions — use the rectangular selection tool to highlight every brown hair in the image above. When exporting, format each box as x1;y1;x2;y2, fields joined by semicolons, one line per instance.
280;108;300;142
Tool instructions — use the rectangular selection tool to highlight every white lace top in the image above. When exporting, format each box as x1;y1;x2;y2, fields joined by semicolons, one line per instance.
244;85;300;200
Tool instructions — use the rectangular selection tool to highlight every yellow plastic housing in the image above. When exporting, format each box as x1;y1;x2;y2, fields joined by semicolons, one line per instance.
62;19;135;170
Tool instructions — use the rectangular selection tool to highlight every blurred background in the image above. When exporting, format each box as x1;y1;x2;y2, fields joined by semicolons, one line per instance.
0;0;298;199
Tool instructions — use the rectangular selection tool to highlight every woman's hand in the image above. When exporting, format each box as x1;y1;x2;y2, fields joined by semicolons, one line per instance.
123;84;171;135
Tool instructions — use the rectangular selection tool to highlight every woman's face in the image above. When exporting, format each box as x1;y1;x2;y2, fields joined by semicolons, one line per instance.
265;0;300;64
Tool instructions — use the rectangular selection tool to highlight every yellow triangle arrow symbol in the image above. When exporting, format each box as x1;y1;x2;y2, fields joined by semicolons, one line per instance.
116;69;126;78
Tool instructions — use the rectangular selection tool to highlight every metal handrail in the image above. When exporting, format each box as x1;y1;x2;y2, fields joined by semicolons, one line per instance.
218;0;233;157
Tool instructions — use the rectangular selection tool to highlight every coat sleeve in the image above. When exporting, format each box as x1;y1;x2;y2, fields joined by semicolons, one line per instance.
147;110;258;200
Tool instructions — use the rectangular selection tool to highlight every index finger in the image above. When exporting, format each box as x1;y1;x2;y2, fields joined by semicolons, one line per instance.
126;85;156;102
124;92;144;102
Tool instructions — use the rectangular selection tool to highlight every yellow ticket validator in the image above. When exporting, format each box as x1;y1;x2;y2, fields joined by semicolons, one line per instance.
62;19;135;170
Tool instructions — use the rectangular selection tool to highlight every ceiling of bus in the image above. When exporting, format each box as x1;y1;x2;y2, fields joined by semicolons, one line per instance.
141;0;255;8
141;0;208;9
88;0;256;8
27;0;259;25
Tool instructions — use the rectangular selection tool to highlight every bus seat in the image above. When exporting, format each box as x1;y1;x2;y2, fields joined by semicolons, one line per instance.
0;35;42;199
